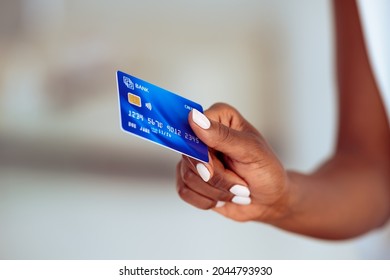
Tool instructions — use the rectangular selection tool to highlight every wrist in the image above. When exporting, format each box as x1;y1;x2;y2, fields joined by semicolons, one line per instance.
261;171;304;227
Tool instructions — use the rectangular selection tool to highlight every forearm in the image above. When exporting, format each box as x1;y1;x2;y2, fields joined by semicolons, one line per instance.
270;153;390;239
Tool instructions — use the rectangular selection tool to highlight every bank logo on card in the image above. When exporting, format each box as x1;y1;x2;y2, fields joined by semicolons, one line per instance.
116;70;209;162
123;76;134;90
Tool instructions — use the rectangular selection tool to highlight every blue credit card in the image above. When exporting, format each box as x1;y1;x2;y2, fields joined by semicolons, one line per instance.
116;70;209;162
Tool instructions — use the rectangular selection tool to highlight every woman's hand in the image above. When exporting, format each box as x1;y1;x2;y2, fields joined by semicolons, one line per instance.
177;0;390;239
176;103;292;222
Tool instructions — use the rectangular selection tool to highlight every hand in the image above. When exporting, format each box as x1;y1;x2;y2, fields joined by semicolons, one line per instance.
176;103;292;222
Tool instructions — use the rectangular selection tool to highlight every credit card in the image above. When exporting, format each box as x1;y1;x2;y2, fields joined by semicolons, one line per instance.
116;70;209;162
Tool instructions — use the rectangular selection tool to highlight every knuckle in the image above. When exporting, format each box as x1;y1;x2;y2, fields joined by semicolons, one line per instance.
177;185;189;200
176;161;182;173
217;124;231;144
208;124;231;150
214;102;239;117
199;201;215;210
182;168;196;183
208;172;229;191
210;102;233;111
208;172;223;186
206;102;234;120
177;186;214;210
217;191;232;202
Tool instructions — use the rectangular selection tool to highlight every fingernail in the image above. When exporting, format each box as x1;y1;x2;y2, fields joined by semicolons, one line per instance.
192;109;211;129
232;196;251;205
229;185;250;197
215;201;226;208
196;163;210;182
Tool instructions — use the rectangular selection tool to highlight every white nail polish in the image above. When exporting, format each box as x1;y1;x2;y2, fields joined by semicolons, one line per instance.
232;196;251;205
196;163;210;182
229;185;250;197
215;201;226;208
192;109;211;129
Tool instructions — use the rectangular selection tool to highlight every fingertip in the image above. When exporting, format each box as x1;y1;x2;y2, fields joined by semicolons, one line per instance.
191;108;211;130
232;196;251;205
196;163;211;182
215;201;226;208
229;185;251;197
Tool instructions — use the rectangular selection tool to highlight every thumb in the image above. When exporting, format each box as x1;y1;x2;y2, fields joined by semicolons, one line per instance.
189;108;262;162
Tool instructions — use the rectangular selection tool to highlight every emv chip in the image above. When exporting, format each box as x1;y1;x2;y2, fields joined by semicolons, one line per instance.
128;93;141;107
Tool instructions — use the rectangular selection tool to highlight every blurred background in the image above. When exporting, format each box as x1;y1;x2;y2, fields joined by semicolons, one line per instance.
0;0;388;259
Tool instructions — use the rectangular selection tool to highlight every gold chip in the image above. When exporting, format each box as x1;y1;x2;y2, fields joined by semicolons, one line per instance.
128;93;141;107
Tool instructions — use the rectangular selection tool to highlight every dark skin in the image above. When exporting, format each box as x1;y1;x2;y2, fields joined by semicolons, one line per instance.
176;0;390;240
